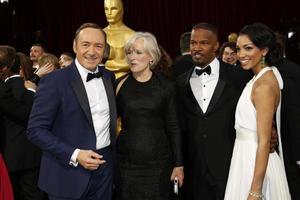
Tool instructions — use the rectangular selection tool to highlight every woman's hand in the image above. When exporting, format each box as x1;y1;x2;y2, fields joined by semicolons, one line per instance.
35;62;55;78
170;166;184;187
24;80;37;91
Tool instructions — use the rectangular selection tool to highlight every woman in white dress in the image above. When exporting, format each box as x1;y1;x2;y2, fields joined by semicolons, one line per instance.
224;23;291;200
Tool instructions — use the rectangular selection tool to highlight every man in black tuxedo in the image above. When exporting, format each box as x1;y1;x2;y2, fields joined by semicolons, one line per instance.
276;58;300;199
176;23;251;200
0;45;43;200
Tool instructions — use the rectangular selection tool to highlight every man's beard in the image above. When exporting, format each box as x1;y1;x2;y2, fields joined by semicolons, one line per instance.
192;60;205;68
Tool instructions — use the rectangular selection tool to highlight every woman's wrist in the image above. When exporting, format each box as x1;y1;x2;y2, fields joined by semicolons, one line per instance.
249;191;264;199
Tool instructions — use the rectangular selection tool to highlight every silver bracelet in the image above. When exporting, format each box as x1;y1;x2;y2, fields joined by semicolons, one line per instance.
249;191;264;199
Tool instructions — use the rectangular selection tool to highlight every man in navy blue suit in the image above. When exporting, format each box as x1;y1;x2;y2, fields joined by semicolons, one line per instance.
27;23;117;200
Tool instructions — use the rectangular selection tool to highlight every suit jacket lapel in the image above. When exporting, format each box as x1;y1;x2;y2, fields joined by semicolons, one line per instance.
183;67;204;115
101;71;117;140
69;64;95;129
206;62;227;114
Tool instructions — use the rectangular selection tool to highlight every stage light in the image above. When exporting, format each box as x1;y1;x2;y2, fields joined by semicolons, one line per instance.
288;31;295;39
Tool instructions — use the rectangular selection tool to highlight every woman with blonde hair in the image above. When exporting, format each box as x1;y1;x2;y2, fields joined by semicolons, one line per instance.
115;32;184;200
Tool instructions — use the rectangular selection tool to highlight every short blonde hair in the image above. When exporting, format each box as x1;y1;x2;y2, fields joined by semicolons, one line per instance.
38;53;60;69
125;32;161;69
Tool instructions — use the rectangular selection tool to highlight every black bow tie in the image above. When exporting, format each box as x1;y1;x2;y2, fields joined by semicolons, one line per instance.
86;71;102;82
195;66;211;76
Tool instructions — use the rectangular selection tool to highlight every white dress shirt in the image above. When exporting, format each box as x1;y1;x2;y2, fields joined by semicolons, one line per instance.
33;65;39;73
190;58;220;113
70;59;110;166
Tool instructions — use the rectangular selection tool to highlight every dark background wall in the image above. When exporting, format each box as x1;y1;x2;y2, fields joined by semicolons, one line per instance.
0;0;299;59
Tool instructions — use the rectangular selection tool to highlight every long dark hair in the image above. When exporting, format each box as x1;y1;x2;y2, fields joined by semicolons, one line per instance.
18;52;34;80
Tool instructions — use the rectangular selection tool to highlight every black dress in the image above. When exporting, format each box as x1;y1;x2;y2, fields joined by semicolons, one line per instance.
116;73;183;200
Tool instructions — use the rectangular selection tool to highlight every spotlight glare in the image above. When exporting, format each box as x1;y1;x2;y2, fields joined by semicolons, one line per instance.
288;31;295;39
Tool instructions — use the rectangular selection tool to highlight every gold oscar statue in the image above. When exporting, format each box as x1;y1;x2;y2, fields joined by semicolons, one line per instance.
228;32;238;43
104;0;135;78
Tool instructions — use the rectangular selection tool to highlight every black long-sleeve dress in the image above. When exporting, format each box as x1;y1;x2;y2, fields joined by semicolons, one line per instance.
115;73;183;200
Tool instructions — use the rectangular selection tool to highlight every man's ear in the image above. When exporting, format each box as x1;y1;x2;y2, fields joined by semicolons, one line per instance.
73;40;77;54
214;41;220;52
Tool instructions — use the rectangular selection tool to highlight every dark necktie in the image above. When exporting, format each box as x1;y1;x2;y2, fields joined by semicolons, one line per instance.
195;66;211;76
86;71;103;82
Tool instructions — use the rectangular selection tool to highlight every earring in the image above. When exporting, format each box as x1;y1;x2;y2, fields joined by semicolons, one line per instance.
149;60;153;66
261;56;266;67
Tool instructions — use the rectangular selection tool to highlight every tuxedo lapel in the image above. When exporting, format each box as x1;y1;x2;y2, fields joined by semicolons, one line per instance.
102;75;115;116
69;64;94;130
187;83;204;115
101;71;117;138
206;62;227;114
182;68;204;115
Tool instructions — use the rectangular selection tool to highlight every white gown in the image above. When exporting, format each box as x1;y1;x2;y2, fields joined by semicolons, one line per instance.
224;67;291;200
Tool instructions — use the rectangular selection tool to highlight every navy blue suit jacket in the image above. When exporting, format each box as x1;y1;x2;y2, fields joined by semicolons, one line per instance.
27;62;117;198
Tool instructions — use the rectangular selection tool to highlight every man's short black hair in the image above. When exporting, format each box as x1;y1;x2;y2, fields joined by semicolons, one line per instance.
31;43;47;53
192;22;218;39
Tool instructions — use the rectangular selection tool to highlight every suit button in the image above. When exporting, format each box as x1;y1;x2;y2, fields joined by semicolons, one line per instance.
203;116;208;120
202;134;207;139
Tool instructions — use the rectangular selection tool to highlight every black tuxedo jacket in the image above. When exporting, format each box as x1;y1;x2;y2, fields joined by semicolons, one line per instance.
276;59;300;198
176;61;250;181
2;77;41;172
172;54;194;79
277;59;300;163
0;82;35;153
0;82;34;122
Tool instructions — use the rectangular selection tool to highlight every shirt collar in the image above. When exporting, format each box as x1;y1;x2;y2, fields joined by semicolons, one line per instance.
75;59;99;82
193;57;219;76
182;52;191;56
4;74;21;82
